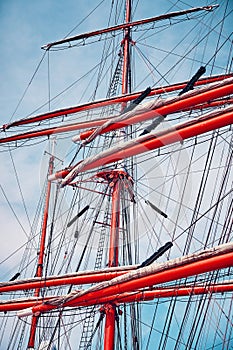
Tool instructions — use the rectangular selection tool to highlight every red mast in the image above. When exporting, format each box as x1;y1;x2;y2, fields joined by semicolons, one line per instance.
103;2;132;349
27;143;55;349
122;0;131;97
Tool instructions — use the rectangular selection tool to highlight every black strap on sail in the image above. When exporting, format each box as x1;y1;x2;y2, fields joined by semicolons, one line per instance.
140;66;206;135
145;199;168;218
138;241;173;268
178;66;206;95
122;87;151;114
67;205;90;228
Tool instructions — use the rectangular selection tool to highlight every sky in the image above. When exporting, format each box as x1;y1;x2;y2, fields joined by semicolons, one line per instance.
0;0;232;348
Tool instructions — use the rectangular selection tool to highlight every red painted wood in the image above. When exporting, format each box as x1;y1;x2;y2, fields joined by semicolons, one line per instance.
27;154;54;348
108;180;121;268
2;73;231;134
64;111;233;177
0;270;132;293
0;252;232;313
104;304;116;350
77;80;233;141
42;6;216;50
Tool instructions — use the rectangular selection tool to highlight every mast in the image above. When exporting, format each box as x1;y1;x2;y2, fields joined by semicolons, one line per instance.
122;0;131;97
103;2;132;349
27;142;55;349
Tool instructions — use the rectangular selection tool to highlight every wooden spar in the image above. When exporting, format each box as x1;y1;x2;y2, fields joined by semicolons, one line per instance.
175;98;233;112
27;149;54;349
64;251;233;308
47;107;232;184
0;118;107;144
5;244;233;315
77;79;233;142
114;283;233;303
1;282;233;313
33;251;233;314
108;180;121;268
1;77;232;146
42;5;218;50
104;304;116;350
3;73;230;132
104;1;132;345
59;109;233;185
121;0;131;97
0;269;135;293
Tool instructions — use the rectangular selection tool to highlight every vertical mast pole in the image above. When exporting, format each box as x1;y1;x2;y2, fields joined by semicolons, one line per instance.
27;143;55;350
104;179;121;350
108;180;121;268
104;1;131;349
122;0;131;97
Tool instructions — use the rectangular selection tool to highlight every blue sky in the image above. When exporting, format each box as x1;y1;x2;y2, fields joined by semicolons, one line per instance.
0;0;97;119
